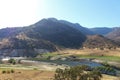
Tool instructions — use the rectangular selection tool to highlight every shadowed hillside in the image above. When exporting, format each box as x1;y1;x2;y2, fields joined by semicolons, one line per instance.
23;18;86;48
59;19;95;35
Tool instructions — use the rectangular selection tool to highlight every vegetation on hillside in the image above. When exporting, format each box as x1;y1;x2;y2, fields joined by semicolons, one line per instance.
24;18;86;48
106;27;120;44
83;35;118;50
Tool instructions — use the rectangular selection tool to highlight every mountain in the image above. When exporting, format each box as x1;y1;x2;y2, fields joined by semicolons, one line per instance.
106;27;120;43
0;18;87;49
83;35;118;49
24;18;86;48
0;18;87;57
90;27;113;35
0;18;120;57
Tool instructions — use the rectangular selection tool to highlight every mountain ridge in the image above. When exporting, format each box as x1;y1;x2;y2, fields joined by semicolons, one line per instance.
0;18;119;57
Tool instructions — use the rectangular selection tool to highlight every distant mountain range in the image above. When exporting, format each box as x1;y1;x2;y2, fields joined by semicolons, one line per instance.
90;27;113;35
0;18;119;57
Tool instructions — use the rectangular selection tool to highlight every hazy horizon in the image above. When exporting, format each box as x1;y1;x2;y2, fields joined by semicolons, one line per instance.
0;0;120;28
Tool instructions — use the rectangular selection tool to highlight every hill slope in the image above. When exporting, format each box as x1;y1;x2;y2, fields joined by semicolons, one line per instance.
23;18;86;48
83;35;118;49
106;28;120;43
0;34;57;57
0;27;23;39
59;19;95;35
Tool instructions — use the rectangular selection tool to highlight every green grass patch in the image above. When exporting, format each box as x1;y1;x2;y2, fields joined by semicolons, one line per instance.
41;52;59;57
76;55;120;62
31;52;62;61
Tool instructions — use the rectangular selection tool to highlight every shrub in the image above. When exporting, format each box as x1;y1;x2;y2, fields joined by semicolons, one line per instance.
8;59;16;65
7;70;10;74
2;70;6;74
11;69;15;73
2;69;15;74
33;68;38;70
53;65;102;80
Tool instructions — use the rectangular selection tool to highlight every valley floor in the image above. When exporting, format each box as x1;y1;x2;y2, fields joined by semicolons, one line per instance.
0;49;120;80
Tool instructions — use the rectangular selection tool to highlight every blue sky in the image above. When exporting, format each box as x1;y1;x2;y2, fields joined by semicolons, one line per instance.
0;0;120;28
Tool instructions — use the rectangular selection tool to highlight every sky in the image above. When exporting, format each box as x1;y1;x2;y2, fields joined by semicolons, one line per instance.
0;0;120;28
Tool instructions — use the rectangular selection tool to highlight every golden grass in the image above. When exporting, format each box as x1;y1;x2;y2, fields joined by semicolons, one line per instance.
0;69;119;80
101;74;119;80
59;48;120;57
0;69;54;80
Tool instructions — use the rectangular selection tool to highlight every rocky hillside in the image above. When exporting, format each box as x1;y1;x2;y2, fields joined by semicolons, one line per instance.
83;35;118;49
106;28;120;43
0;27;23;39
0;34;57;57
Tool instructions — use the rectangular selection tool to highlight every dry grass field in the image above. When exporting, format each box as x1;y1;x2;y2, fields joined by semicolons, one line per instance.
0;69;54;80
0;69;119;80
59;48;120;57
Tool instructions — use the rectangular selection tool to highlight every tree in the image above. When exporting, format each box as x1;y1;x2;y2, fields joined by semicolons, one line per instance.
8;59;16;65
53;65;102;80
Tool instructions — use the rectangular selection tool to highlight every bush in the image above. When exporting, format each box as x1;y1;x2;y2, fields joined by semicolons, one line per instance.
2;69;15;74
33;68;38;70
7;70;10;74
11;69;15;73
53;65;102;80
8;59;16;65
2;70;6;74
